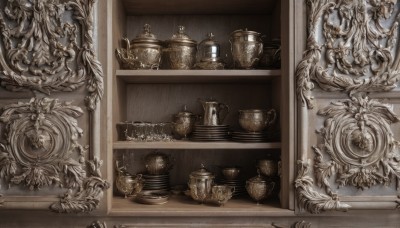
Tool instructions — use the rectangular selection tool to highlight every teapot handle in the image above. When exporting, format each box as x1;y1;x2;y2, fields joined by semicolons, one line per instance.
265;109;277;127
267;181;275;197
218;103;230;125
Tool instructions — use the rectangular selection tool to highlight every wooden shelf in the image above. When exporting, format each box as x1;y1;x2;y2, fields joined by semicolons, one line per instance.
121;0;278;15
116;70;280;83
113;141;281;150
111;195;293;217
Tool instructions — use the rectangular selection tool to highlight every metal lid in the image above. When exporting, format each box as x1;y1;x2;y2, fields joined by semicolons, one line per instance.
247;172;267;183
131;24;162;45
175;105;195;117
199;33;219;48
230;28;261;37
168;25;197;45
190;164;214;178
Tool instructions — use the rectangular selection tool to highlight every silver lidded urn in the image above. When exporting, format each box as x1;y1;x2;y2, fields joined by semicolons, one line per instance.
164;25;197;69
230;28;263;69
188;164;215;204
245;171;275;204
116;24;162;70
172;105;197;140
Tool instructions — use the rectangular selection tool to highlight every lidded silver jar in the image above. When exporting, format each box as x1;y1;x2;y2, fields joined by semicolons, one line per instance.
246;173;275;204
195;33;225;70
230;29;263;69
188;164;215;204
116;24;162;70
172;106;197;140
164;26;197;69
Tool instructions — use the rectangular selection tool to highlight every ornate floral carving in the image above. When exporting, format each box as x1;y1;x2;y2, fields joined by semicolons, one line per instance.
295;160;351;214
296;0;400;109
0;0;103;111
50;157;110;213
292;221;312;228
87;221;107;228
0;98;109;213
315;95;400;190
0;98;86;190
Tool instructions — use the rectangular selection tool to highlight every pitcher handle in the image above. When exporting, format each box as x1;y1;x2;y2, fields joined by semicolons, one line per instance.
265;109;277;127
218;103;230;125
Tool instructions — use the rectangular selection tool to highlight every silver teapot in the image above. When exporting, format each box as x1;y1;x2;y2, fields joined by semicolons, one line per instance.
115;161;144;198
115;24;162;70
198;98;229;126
188;164;215;204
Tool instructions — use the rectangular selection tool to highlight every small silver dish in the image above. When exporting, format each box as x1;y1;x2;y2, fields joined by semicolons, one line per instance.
135;190;170;205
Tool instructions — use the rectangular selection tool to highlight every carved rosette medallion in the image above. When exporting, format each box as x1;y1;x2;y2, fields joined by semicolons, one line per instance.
0;98;109;212
315;95;400;191
296;0;400;109
0;0;103;111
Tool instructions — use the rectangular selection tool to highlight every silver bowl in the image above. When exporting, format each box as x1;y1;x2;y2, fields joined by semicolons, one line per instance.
238;109;276;132
257;159;278;177
221;166;241;180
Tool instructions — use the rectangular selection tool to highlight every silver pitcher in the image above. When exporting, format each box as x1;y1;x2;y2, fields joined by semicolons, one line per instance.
198;98;229;126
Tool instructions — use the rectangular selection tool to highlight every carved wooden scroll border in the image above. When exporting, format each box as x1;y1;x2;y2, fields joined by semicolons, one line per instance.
295;0;400;214
0;0;108;213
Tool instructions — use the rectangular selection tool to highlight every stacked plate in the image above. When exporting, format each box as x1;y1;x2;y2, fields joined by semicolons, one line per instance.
218;179;246;197
142;174;170;191
191;125;230;141
231;131;269;142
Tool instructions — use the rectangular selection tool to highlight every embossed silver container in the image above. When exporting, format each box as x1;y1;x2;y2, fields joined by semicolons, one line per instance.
144;151;173;175
116;24;162;69
188;164;215;204
130;24;162;69
164;26;197;69
238;109;276;132
172;106;197;140
230;29;263;69
245;173;275;204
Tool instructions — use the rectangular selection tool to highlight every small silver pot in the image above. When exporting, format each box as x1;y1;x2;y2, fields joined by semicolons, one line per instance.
144;151;172;175
116;24;162;70
230;29;263;69
188;164;215;204
172;106;197;140
164;26;197;69
238;109;276;132
246;174;275;204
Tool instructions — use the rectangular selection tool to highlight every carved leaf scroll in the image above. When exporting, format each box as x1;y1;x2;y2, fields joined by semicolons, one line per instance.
0;0;103;111
295;160;351;214
296;0;400;109
315;95;400;190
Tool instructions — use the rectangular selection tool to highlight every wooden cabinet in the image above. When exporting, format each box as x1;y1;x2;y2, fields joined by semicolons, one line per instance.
108;0;294;217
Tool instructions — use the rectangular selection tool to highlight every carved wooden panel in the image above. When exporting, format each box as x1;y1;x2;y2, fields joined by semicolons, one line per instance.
295;0;400;214
0;0;107;213
0;0;103;111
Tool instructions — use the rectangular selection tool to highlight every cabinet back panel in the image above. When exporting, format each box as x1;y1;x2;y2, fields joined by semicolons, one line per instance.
114;149;280;186
126;15;276;67
125;84;273;129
